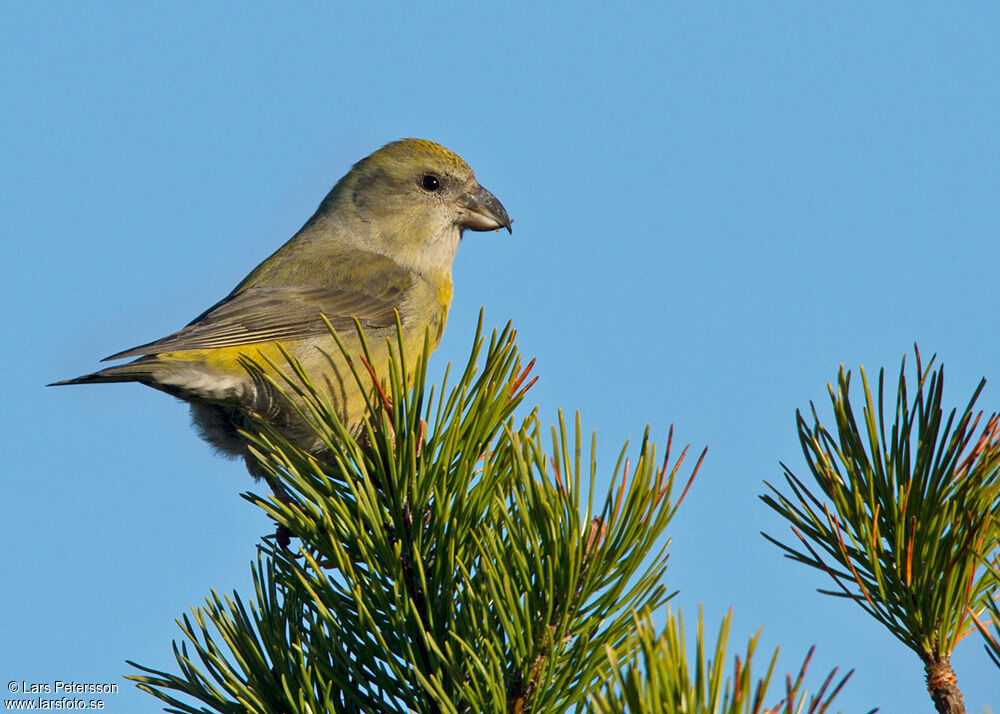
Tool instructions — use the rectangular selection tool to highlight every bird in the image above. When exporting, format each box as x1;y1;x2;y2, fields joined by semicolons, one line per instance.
51;138;511;493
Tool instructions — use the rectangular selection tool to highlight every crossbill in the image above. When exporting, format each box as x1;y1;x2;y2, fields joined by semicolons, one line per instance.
52;138;511;483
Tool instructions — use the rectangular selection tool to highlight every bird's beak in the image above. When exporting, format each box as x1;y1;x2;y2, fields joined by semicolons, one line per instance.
457;184;512;234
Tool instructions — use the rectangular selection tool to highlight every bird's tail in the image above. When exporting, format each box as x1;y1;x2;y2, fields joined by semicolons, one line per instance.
48;361;155;387
50;357;242;404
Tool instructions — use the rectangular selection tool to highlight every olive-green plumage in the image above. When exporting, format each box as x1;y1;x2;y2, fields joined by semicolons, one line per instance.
52;138;511;479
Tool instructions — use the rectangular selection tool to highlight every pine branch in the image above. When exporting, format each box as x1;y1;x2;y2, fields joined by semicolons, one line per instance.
761;347;1000;713
587;608;868;714
126;315;701;713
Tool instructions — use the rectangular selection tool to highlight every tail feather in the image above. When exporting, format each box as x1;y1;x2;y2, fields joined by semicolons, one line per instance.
48;361;155;387
49;358;243;404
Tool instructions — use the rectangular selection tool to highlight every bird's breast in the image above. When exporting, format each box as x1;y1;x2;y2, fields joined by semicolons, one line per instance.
399;272;452;350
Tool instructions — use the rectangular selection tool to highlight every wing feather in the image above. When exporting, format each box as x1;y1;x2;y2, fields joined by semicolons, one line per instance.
103;265;413;361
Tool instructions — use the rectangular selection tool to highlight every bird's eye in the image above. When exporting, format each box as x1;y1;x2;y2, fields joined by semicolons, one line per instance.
421;174;440;192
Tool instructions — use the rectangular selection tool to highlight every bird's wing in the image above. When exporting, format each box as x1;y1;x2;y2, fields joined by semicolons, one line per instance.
103;266;414;361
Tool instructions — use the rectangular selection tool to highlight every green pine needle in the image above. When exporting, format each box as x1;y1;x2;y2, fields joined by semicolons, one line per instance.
126;315;706;713
762;348;1000;666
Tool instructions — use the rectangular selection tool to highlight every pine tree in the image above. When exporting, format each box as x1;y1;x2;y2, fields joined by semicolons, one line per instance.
126;318;864;713
762;348;1000;714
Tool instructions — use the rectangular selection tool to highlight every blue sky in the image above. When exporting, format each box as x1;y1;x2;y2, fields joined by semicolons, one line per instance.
3;3;999;711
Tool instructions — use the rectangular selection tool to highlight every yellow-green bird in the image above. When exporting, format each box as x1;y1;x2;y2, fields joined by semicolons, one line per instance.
52;138;511;484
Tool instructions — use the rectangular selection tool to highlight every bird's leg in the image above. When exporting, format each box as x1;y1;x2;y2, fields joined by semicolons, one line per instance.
245;454;296;548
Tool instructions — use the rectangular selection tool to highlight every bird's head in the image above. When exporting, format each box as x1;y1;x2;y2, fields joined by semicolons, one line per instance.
333;138;511;275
